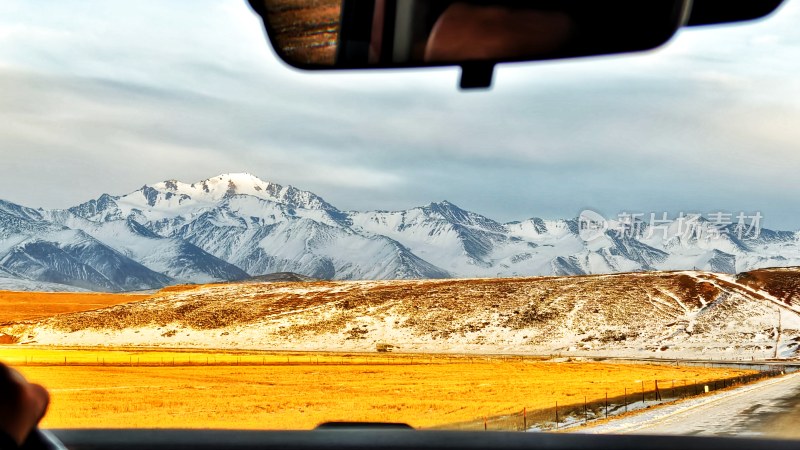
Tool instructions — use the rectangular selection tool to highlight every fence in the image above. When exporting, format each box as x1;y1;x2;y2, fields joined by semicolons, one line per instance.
0;349;547;368
438;369;785;432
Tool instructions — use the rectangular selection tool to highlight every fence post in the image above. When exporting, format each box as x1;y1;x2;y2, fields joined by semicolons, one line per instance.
555;402;559;429
624;388;628;413
584;397;588;425
655;380;661;401
641;381;645;404
605;392;608;419
484;417;487;431
523;407;527;430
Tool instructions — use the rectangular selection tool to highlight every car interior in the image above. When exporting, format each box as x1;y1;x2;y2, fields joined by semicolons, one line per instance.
0;0;798;449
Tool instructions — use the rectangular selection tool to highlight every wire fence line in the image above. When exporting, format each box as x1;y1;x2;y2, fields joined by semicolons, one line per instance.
575;356;800;374
435;369;785;432
5;348;798;369
2;351;552;367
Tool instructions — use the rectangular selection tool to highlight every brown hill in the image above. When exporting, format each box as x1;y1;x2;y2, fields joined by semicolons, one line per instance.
2;269;799;359
737;267;800;306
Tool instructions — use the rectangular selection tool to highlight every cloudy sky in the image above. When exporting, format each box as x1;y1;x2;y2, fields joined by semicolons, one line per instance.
0;1;798;228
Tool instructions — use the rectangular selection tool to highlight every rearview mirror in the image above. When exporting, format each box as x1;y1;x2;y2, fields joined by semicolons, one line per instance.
248;0;691;88
686;0;785;26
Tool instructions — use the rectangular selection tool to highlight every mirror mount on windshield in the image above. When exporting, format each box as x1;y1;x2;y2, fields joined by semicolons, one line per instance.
460;62;494;90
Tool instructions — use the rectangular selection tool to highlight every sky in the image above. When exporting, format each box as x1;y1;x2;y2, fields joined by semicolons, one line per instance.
0;1;799;229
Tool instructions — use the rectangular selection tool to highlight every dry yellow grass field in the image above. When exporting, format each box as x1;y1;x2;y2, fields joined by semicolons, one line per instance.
0;287;770;430
0;347;755;430
0;291;151;324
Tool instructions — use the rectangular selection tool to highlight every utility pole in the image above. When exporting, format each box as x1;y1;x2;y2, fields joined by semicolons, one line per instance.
774;308;782;359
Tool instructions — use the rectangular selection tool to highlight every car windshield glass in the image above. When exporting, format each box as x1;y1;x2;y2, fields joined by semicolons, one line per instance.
0;0;798;439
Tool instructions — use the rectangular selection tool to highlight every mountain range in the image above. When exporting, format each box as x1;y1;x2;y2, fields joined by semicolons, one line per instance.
1;173;799;292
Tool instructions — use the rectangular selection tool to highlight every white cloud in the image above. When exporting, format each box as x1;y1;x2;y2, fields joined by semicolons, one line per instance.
0;0;799;229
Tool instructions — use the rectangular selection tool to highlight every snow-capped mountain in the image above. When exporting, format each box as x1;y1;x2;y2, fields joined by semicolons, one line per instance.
69;173;338;226
44;213;249;284
0;200;172;292
166;194;448;280
1;173;799;292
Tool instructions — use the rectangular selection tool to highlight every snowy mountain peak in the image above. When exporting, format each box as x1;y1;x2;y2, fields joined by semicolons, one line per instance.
422;200;504;232
148;173;271;202
138;173;335;212
0;199;45;222
426;200;459;209
422;201;468;218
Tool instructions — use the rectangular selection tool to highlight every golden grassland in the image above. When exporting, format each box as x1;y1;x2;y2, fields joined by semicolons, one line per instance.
0;291;151;323
0;346;756;430
0;288;770;430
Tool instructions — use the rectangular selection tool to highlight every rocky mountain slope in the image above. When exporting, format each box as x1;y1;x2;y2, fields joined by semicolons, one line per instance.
4;268;799;359
2;173;800;292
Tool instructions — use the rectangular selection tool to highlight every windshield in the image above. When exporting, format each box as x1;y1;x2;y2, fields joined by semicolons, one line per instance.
0;0;799;439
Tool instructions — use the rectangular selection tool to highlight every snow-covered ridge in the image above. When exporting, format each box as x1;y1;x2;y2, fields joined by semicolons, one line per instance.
4;269;799;359
2;173;800;292
145;173;335;212
70;173;336;224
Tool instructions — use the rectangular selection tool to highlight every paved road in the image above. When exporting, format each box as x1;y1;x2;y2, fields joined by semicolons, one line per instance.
582;372;800;438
